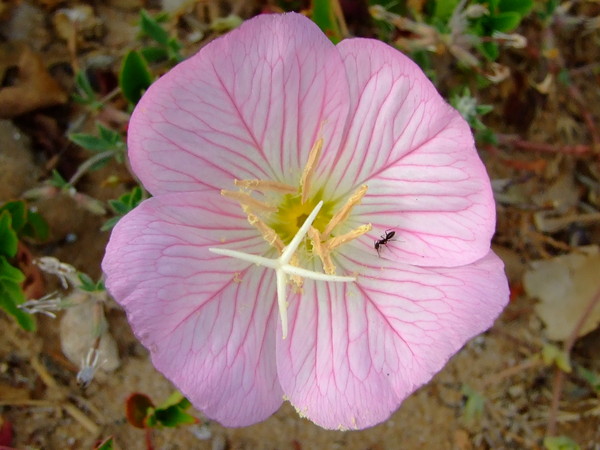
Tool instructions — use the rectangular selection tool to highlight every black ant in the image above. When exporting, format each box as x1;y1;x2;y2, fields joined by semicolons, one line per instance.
374;229;395;256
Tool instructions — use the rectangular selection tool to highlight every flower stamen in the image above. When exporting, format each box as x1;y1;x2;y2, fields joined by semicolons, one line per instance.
299;137;323;204
209;201;355;338
234;178;296;193
245;210;286;252
322;184;368;237
221;189;278;212
325;224;372;251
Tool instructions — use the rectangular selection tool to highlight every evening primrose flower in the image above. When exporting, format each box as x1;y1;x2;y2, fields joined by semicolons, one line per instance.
102;13;508;430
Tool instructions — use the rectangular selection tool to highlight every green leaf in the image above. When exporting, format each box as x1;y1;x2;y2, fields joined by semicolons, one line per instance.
120;50;154;104
542;343;572;373
140;9;170;46
488;11;522;32
461;385;485;424
100;217;120;232
166;38;184;63
71;124;123;159
69;133;111;152
73;71;103;109
50;170;70;189
139;46;169;64
479;41;500;61
543;436;581;450
311;0;342;44
78;272;104;292
152;391;197;428
103;186;144;231
433;0;461;23
94;436;114;450
21;210;49;241
0;256;35;331
0;201;26;233
484;0;500;11
125;393;154;429
78;273;97;292
577;366;600;393
156;391;187;409
98;124;122;146
0;211;18;258
153;404;197;427
499;0;533;16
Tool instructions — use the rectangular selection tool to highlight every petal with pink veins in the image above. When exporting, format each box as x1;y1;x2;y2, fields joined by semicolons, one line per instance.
277;250;508;429
127;13;350;196
322;38;495;267
102;191;283;426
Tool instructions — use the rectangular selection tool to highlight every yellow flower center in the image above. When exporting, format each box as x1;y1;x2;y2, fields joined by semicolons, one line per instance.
269;191;334;245
221;136;371;275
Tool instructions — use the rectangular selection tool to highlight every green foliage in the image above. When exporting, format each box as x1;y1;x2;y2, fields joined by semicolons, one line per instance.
472;0;534;61
535;0;560;23
139;10;183;64
461;384;485;424
94;436;114;450
0;211;18;258
145;392;197;428
70;124;125;154
542;343;572;373
450;87;496;143
102;186;144;231
78;272;105;292
72;71;103;110
310;0;343;44
0;256;34;331
577;366;600;393
543;436;581;450
125;391;198;429
0;201;48;331
69;122;126;173
120;50;154;105
432;0;461;24
50;170;71;189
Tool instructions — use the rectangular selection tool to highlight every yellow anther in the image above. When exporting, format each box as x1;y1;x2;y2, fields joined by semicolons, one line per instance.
308;226;336;275
325;223;372;250
234;179;296;193
246;212;286;252
221;189;278;212
322;184;368;237
299;137;323;205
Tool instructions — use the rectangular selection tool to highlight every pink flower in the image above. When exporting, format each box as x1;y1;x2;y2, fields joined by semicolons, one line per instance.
102;13;508;430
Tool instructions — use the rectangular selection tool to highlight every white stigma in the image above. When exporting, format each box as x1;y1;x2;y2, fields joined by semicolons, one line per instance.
209;200;355;338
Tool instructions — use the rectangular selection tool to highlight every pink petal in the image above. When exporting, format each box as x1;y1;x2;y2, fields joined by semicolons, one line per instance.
102;191;283;426
128;12;349;196
324;39;495;267
277;250;508;429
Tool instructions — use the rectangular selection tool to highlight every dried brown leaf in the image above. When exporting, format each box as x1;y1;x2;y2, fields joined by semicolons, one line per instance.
0;42;68;119
524;246;600;340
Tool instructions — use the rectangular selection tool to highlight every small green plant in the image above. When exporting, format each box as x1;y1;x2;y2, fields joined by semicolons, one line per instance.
542;343;572;373
139;10;183;64
102;186;145;231
72;70;104;110
125;391;199;449
450;87;495;143
94;436;114;450
310;0;344;44
69;122;126;170
543;435;581;450
0;201;48;331
371;0;533;75
461;384;485;424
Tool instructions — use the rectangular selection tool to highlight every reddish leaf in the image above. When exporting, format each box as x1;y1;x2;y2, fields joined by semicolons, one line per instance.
125;393;154;429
